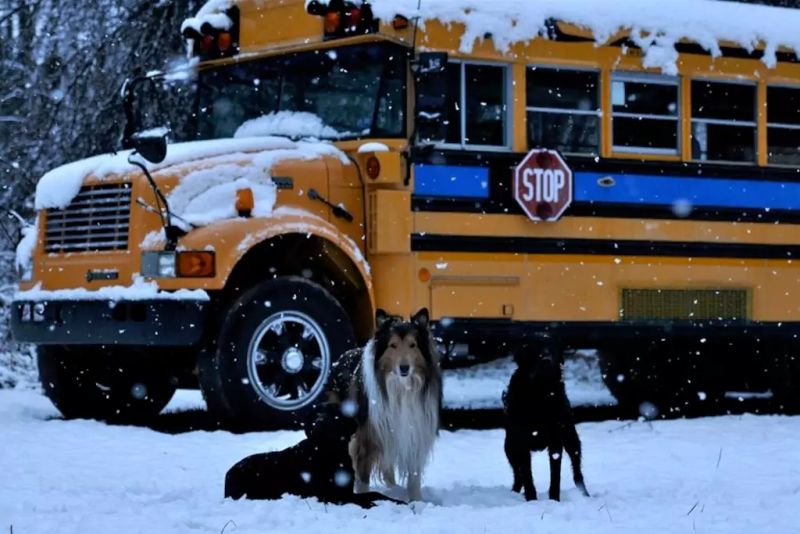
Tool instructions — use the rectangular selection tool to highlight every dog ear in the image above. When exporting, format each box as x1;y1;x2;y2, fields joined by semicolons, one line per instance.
411;308;430;329
375;308;392;329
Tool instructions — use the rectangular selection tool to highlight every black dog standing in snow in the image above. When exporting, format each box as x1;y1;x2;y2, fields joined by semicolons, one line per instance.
503;339;590;502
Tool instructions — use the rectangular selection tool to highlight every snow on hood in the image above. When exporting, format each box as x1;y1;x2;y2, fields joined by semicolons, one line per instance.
34;136;347;212
167;140;345;226
306;0;800;74
235;111;348;140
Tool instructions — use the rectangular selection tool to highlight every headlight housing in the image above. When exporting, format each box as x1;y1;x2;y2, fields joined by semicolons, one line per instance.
141;251;215;278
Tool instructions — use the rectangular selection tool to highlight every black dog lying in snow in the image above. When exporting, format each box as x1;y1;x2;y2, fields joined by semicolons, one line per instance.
224;402;401;508
503;340;590;502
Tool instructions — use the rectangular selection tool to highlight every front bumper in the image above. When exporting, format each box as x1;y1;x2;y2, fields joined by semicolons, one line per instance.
11;299;207;346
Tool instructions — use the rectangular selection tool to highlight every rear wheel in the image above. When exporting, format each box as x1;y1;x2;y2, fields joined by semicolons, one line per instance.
199;277;356;427
769;343;800;410
38;346;177;422
599;344;715;418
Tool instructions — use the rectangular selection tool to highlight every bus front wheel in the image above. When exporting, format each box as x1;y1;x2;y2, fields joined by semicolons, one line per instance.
199;276;356;427
38;346;177;422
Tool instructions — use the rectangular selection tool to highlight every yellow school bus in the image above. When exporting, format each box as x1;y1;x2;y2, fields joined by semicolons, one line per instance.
11;0;800;423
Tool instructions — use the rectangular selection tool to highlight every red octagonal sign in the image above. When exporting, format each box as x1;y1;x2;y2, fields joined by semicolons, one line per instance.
514;149;573;222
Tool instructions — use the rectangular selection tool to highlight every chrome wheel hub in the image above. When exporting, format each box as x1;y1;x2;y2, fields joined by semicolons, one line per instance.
246;310;330;411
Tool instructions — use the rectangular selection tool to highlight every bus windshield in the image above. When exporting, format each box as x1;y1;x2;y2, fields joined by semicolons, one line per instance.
136;42;407;143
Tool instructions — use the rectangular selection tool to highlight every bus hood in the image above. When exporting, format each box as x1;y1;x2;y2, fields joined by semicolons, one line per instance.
34;136;349;212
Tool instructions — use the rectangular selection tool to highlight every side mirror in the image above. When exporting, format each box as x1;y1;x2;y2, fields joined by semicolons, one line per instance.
130;128;169;164
414;52;449;144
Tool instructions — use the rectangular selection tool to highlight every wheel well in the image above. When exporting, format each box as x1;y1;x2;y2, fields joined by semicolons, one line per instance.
221;233;373;343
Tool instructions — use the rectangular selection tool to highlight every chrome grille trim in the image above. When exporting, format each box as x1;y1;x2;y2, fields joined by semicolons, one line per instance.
45;183;131;253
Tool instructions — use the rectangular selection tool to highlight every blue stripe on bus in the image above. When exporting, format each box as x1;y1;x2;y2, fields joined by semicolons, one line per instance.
575;172;800;211
413;164;490;199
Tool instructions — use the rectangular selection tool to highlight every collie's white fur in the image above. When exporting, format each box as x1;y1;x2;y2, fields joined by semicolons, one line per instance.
358;339;440;501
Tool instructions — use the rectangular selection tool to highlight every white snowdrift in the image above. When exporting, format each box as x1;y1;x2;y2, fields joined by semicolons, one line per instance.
166;140;348;226
35;136;346;213
235;111;346;140
2;388;799;533
181;0;234;34
304;0;800;74
35;137;298;210
358;142;390;153
14;276;209;302
14;216;38;278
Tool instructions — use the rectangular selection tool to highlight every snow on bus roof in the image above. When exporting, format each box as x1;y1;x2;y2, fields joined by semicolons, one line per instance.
301;0;800;74
181;0;235;35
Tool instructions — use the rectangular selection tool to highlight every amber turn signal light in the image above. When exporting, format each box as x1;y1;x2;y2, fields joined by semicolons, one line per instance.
418;268;431;282
324;11;341;34
366;156;381;180
236;187;254;217
392;15;410;30
177;251;215;278
217;31;233;52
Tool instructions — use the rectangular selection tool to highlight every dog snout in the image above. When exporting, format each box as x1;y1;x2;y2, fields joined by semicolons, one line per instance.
398;363;410;377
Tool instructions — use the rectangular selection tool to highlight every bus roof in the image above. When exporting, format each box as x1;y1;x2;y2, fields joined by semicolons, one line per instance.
185;0;800;74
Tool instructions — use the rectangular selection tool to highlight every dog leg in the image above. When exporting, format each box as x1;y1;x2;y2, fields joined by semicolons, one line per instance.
548;443;563;502
504;434;523;493
564;426;591;497
407;470;423;502
349;432;375;494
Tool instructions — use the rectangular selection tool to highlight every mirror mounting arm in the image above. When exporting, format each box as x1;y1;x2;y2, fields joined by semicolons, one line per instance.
127;155;183;251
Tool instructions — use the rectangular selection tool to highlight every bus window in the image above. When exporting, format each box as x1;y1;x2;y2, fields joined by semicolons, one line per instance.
767;86;800;166
691;80;756;163
527;67;599;155
441;62;509;149
611;74;679;155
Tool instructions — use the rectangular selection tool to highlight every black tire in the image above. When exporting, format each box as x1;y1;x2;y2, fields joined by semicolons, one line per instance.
199;276;356;427
599;344;711;418
769;343;800;410
38;346;177;422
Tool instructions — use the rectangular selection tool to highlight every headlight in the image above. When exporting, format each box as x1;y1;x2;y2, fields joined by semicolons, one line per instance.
141;251;177;278
141;251;215;278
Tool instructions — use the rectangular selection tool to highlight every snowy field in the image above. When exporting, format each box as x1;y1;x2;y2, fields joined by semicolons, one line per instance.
2;388;799;534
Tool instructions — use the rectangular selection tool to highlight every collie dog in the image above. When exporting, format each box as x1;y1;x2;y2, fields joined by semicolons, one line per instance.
342;308;442;502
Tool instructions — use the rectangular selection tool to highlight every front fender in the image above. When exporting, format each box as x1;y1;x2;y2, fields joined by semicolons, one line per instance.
178;208;373;299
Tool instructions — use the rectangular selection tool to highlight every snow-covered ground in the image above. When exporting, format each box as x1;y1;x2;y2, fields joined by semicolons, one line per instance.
2;388;798;533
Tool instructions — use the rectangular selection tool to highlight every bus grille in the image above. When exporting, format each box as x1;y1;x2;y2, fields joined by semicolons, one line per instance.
45;183;132;253
620;288;750;321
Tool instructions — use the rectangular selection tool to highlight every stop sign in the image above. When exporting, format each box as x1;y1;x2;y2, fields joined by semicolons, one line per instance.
514;149;573;222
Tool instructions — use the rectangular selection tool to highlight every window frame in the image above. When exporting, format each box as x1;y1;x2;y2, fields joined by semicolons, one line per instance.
610;72;682;157
435;59;513;152
689;77;758;165
766;83;800;168
525;64;602;157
